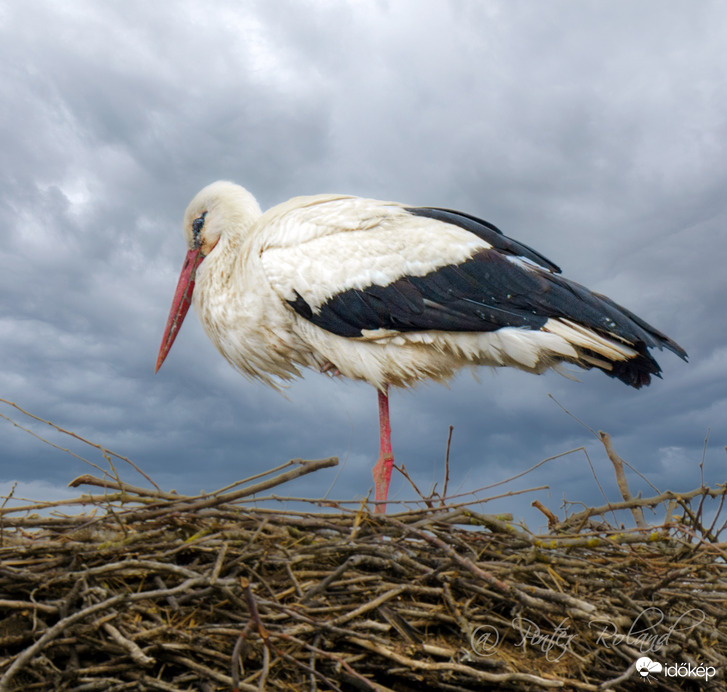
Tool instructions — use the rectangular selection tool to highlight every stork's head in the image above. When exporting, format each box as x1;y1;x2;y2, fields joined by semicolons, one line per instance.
155;181;262;372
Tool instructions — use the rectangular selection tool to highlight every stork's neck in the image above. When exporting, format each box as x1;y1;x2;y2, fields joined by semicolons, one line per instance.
197;232;245;293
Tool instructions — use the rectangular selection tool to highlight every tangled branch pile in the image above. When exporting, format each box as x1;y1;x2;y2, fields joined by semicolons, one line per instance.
1;450;726;692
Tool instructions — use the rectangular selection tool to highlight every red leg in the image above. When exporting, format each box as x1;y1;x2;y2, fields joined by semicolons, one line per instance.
372;385;394;513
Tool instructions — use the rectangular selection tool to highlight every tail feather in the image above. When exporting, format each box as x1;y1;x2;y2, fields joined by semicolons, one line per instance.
576;344;662;389
544;315;686;389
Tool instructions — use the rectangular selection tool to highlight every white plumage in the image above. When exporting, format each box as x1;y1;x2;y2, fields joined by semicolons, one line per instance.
156;181;687;512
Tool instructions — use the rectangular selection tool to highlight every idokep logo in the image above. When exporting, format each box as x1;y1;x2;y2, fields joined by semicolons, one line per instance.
635;657;662;679
635;656;717;682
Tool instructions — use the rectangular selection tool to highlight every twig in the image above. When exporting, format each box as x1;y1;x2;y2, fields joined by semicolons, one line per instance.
396;463;434;508
330;585;409;626
599;431;647;529
562;485;727;528
458;446;587;496
107;457;340;523
103;622;155;667
532;499;559;529
68;474;179;499
349;636;565;687
440;425;454;508
547;393;598;437
694;427;712;529
0;398;159;491
598;661;638;690
240;577;270;690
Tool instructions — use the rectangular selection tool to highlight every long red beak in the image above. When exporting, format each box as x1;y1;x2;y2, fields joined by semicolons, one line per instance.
155;248;205;372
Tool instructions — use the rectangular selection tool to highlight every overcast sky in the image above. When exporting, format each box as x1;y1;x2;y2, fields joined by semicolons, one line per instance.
1;1;725;529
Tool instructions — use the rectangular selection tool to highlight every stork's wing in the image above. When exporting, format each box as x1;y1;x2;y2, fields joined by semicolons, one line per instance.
261;202;687;362
406;207;561;273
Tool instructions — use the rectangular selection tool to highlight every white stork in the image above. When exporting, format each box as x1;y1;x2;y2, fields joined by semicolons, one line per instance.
155;181;687;512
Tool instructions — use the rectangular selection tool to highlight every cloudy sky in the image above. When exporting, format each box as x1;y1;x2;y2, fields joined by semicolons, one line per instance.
1;1;725;529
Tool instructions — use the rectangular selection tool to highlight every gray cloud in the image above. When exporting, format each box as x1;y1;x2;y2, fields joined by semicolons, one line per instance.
1;0;724;529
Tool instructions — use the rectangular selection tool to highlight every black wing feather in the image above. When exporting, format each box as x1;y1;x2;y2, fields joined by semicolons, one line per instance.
407;207;562;273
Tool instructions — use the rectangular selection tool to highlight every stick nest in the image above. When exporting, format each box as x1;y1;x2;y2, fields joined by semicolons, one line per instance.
2;452;726;692
1;395;727;692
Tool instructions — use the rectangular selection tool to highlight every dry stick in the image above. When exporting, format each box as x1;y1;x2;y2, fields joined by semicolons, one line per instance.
532;499;559;529
349;636;565;687
0;492;146;517
210;543;228;585
80;559;201;581
231;621;254;692
716;445;727;537
441;581;470;638
239;577;270;691
705;484;727;542
0;411;110;481
210;457;327;496
598;661;639;691
598;431;647;529
154;576;180;612
283;558;304;599
0;398;160;491
247;483;548;510
222;479;546;511
377;604;420;644
103;622;155;668
448;446;586;498
258;599;390;649
457;509;523;537
300;554;359;605
547;393;598;436
675;495;721;550
663;497;678;527
440;425;454;507
258;642;270;692
411;506;467;528
396;463;434;508
579;440;618;526
188;456;338;508
549;394;661;495
417;484;549;511
562;485;727;529
72;458;337;507
700;427;710;487
162;653;234;687
0;599;59;614
330;585;410;626
94;457;339;524
0;481;16;510
693;427;712;531
309;633;320;692
531;531;671;549
68;474;179;500
546;394;616;520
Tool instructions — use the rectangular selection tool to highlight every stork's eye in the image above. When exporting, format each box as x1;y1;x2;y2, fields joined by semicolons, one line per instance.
192;212;207;237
